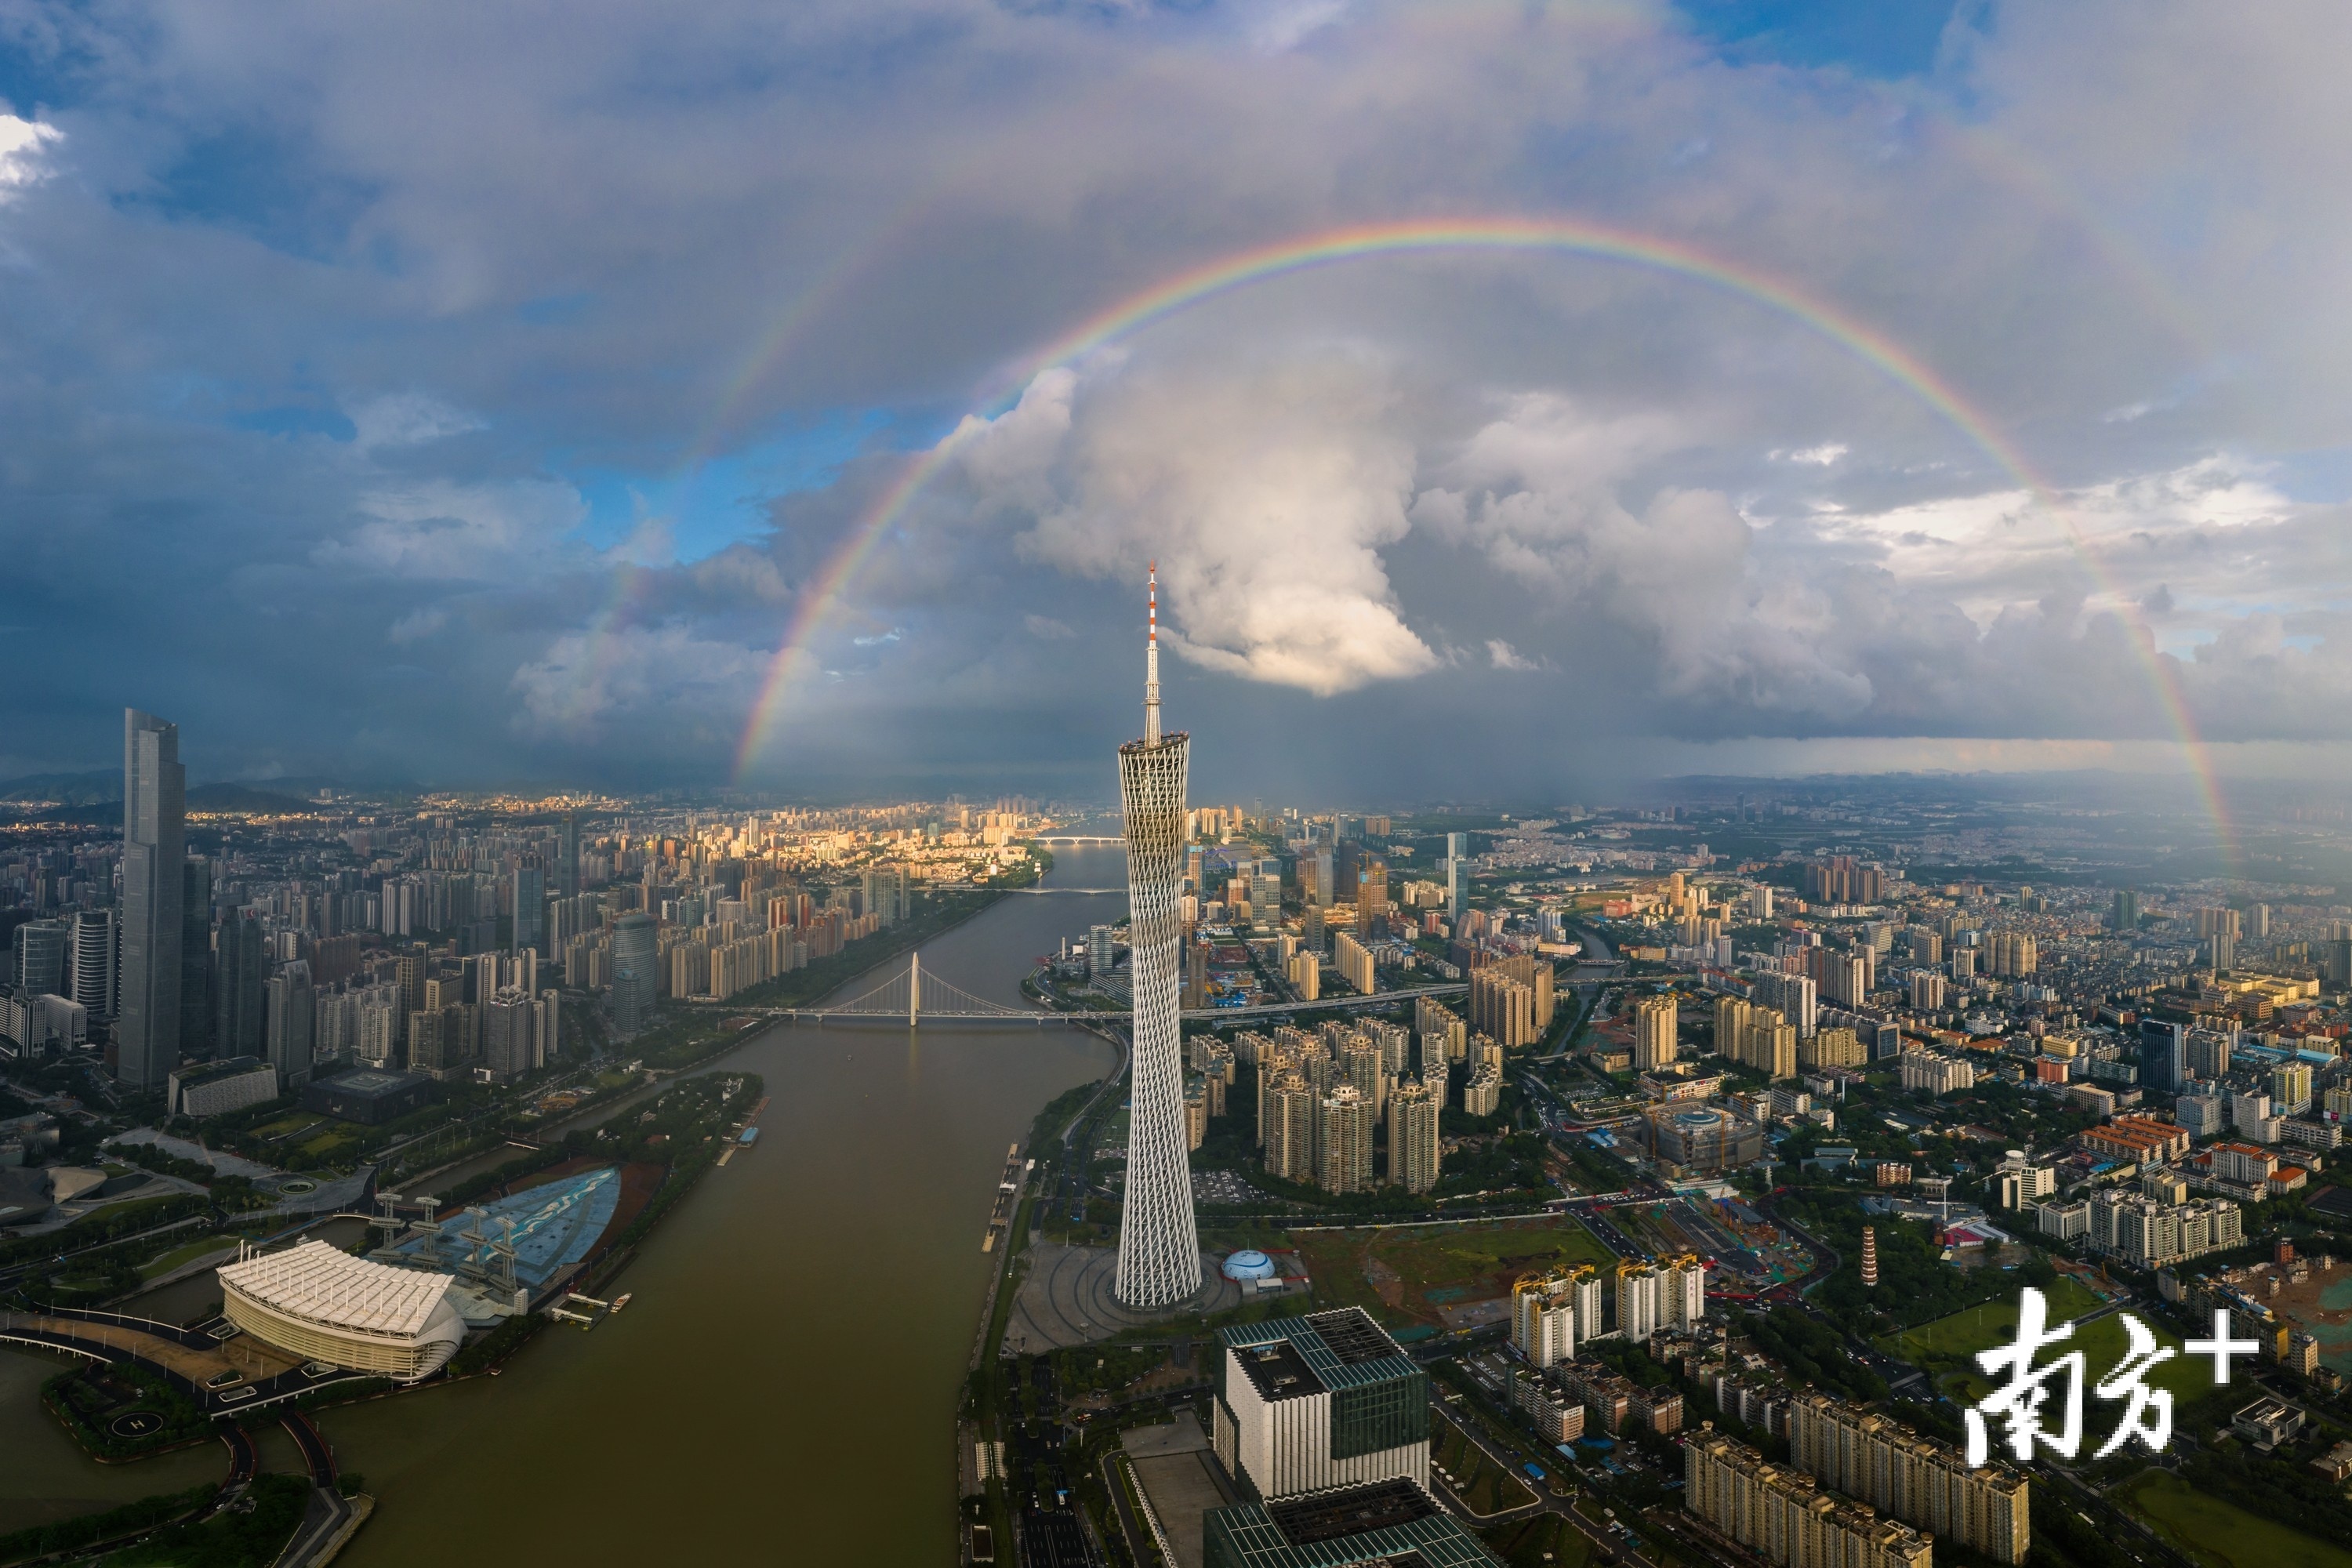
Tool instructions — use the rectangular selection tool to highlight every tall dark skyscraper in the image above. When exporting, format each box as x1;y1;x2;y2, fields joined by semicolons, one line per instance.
558;811;581;900
180;857;214;1061
12;919;67;996
514;857;546;954
215;911;267;1058
118;710;185;1090
2139;1018;2187;1094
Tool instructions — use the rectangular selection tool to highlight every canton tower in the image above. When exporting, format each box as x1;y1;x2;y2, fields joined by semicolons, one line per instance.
1114;564;1202;1308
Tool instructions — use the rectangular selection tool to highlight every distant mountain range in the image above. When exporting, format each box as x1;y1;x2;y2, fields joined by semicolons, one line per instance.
0;770;328;815
0;769;119;805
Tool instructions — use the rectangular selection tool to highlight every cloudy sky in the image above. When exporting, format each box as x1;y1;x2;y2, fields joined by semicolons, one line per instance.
3;0;2349;800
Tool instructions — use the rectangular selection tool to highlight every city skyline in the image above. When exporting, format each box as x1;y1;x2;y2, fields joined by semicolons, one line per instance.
3;5;2351;798
10;7;2352;1566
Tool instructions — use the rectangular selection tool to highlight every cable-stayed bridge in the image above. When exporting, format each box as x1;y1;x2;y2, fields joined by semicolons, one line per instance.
768;953;1038;1025
736;953;1468;1026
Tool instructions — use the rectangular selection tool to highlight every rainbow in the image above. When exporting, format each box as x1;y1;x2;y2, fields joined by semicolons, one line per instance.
727;216;2235;862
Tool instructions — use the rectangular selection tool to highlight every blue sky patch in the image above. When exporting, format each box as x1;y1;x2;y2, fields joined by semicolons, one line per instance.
567;412;888;561
1675;0;1964;78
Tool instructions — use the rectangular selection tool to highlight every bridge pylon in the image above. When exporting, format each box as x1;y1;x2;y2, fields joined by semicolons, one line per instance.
910;951;920;1029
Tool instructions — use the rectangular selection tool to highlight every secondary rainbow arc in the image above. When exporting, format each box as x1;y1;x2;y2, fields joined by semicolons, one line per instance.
726;216;2236;864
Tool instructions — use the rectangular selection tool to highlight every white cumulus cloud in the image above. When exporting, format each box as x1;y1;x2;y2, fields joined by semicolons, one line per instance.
0;116;60;198
982;355;1439;697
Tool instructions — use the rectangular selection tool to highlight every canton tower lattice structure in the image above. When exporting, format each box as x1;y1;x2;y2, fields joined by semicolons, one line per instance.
1114;564;1202;1309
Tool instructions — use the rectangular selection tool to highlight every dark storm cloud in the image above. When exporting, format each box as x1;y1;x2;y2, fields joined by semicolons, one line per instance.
0;0;2346;794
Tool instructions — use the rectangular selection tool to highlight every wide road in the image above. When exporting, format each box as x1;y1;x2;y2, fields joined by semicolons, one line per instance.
1432;1382;1657;1568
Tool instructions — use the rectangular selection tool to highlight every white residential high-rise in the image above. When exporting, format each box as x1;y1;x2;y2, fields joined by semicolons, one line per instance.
119;710;185;1091
1115;566;1202;1310
1662;1255;1707;1330
1615;1261;1661;1341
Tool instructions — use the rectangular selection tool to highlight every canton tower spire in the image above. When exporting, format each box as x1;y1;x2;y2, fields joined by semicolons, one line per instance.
1145;561;1162;743
1113;563;1200;1309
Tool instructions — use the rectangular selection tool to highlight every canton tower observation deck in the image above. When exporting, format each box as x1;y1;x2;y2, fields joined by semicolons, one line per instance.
1114;565;1203;1309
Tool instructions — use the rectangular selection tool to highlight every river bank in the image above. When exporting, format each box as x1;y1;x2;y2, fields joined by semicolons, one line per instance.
0;846;1129;1559
322;844;1128;1564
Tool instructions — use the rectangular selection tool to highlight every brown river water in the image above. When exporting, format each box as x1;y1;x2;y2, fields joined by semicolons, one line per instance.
0;845;1128;1562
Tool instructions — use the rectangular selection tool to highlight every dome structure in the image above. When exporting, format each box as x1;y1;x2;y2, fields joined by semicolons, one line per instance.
1220;1249;1278;1283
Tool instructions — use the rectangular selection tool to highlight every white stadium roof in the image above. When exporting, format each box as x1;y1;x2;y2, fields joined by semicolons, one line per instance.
219;1239;456;1340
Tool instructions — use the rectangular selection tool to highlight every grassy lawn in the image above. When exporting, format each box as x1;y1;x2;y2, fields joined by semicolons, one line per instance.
137;1238;234;1280
1888;1281;2237;1440
252;1113;324;1140
1295;1218;1617;1331
2123;1471;2352;1568
1882;1276;2103;1363
1483;1512;1596;1567
1432;1410;1537;1517
299;1129;359;1160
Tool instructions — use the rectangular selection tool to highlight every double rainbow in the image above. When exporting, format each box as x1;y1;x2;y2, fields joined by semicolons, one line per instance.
726;216;2234;862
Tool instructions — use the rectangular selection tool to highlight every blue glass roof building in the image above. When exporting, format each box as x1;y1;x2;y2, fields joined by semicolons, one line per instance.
387;1166;622;1298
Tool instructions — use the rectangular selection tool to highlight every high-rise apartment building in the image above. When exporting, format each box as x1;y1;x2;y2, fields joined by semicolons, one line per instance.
1661;1254;1706;1329
1263;1071;1318;1182
1633;995;1678;1070
862;863;909;927
1800;1027;1865;1069
1785;1392;2031;1564
1285;949;1320;1001
1332;931;1376;995
1512;1265;1602;1366
1319;1085;1376;1193
1468;956;1552;1049
1898;1050;1975;1095
1713;995;1797;1080
1822;950;1871;1008
1615;1261;1661;1341
1753;971;1817;1037
1984;931;2037;977
1387;1079;1440;1193
1512;1276;1576;1367
67;909;116;1020
483;986;548;1080
118;709;185;1090
1684;1430;1933;1568
1416;996;1466;1066
1115;568;1201;1309
2272;1060;2314;1115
